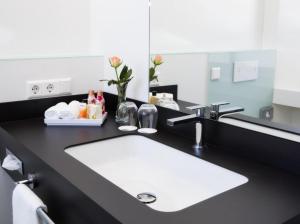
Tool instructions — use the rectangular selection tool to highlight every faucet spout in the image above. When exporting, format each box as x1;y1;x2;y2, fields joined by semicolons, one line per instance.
167;114;198;127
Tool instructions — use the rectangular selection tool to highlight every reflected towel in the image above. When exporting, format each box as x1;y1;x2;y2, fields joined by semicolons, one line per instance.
12;184;47;224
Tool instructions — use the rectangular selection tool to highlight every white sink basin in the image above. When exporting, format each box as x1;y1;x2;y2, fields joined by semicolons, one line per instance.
65;135;248;212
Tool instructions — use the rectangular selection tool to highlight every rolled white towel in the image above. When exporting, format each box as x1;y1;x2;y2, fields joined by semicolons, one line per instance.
57;102;74;120
45;101;81;120
44;102;68;119
44;106;59;119
44;102;71;120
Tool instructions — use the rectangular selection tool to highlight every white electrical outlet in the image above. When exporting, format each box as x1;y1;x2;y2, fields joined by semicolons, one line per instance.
42;80;60;96
26;78;72;99
26;81;43;98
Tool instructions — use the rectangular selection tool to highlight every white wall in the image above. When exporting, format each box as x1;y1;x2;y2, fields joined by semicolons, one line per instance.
262;0;280;49
0;0;105;103
101;0;149;102
151;0;265;54
0;57;103;103
154;54;208;105
274;0;300;91
268;0;300;127
0;0;150;103
0;0;103;59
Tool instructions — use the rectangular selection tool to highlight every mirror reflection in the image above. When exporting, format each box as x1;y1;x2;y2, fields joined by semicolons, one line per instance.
149;0;300;129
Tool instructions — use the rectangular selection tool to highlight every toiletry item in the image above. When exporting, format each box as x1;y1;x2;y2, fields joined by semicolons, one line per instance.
138;104;158;134
79;103;88;118
96;90;106;114
87;90;96;104
149;91;159;105
87;104;102;119
13;184;47;224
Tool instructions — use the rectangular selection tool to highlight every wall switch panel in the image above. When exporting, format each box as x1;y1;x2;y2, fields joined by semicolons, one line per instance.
233;60;259;82
211;67;221;80
26;78;72;99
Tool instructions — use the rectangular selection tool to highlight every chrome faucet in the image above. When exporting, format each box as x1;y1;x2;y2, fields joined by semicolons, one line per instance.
167;105;208;150
166;102;244;150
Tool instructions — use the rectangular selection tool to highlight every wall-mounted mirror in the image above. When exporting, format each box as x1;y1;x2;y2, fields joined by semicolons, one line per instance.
149;0;300;130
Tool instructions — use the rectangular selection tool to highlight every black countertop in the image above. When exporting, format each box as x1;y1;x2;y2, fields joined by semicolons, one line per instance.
1;115;300;224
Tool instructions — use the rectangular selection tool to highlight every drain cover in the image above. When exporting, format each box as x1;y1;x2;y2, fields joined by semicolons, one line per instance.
137;193;157;204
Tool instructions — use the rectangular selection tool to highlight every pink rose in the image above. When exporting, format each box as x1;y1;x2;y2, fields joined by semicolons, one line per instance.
152;55;163;66
109;56;122;68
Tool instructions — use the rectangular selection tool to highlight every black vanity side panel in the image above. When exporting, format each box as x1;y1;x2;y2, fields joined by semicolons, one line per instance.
0;128;120;224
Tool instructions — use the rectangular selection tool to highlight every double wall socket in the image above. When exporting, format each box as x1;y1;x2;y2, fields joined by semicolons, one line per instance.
26;78;72;99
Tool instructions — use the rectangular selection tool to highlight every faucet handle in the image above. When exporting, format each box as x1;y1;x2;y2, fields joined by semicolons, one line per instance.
186;105;207;117
210;102;230;112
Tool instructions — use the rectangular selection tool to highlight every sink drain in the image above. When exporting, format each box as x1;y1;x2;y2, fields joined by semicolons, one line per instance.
137;192;157;204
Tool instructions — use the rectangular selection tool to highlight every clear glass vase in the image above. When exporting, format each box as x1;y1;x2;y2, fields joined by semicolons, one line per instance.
115;83;128;123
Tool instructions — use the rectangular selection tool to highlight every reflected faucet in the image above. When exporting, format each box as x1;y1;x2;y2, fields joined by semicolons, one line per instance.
208;102;244;120
166;102;244;151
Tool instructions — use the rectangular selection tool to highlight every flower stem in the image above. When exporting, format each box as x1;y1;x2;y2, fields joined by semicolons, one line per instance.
114;67;120;82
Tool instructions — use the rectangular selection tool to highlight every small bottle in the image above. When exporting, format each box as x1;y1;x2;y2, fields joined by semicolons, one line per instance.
87;104;102;119
149;91;159;105
96;91;106;114
79;103;87;118
87;90;96;104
